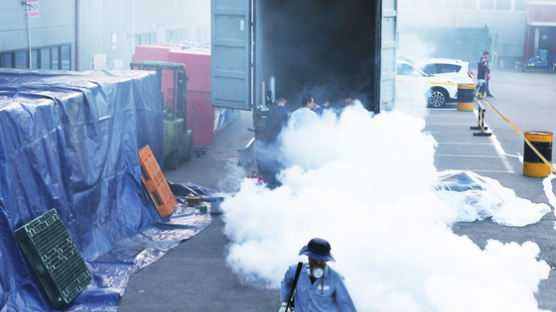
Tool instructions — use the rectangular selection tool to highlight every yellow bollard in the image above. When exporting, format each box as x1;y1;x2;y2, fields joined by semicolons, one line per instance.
523;131;553;177
457;83;475;111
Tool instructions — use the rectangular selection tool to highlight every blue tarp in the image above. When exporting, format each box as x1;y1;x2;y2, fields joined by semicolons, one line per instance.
0;69;212;311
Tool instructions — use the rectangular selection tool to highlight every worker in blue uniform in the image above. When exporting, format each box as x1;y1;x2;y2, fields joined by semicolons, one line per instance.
279;238;357;312
271;98;289;138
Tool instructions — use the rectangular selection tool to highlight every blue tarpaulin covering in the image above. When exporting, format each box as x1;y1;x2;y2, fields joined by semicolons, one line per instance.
0;69;212;311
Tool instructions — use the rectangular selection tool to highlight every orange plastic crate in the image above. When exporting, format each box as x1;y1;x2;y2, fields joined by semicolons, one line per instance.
138;145;176;217
139;145;162;180
143;171;165;192
146;183;176;217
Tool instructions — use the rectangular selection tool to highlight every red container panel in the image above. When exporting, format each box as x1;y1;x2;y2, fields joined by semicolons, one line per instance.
168;48;211;92
133;44;215;146
187;91;214;146
132;45;172;62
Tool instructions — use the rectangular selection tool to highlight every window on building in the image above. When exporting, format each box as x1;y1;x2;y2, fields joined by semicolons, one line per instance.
61;45;71;70
0;44;70;70
167;29;185;42
135;32;157;45
480;0;495;10
514;0;526;11
496;0;511;10
31;49;38;69
1;53;13;68
40;48;51;69
51;46;60;70
460;0;476;9
15;51;27;69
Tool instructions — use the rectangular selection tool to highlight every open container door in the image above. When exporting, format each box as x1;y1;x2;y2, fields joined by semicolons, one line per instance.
211;0;252;110
380;0;398;111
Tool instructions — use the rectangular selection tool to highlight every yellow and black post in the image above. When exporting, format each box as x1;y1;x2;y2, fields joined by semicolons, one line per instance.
457;83;475;111
471;102;491;136
523;131;553;177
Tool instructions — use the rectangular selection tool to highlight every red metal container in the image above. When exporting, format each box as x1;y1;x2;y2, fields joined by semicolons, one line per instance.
168;48;211;92
168;48;214;146
133;45;215;147
187;90;214;146
132;45;172;62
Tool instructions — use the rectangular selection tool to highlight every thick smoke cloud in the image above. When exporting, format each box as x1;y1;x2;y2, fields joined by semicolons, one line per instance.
222;106;550;311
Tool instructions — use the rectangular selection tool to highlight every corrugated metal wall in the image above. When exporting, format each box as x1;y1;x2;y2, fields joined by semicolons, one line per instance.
78;0;202;71
77;0;132;70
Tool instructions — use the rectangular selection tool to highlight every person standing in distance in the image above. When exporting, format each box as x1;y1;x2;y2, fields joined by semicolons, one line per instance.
476;57;489;96
279;238;357;312
481;51;493;97
290;95;318;128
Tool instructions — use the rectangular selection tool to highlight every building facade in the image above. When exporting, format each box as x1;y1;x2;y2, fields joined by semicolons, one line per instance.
524;0;556;60
398;0;528;68
0;0;210;71
0;0;74;70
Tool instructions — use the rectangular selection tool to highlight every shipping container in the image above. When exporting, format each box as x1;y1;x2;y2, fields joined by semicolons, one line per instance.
211;0;397;113
211;0;397;186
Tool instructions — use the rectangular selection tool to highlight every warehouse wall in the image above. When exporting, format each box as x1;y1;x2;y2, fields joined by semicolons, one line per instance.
0;0;210;71
398;0;527;68
78;0;210;71
0;0;75;69
77;0;133;70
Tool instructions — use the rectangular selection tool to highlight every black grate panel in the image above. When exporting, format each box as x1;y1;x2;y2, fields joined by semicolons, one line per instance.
14;209;92;309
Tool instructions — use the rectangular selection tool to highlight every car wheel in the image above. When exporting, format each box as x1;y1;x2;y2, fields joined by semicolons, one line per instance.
428;89;448;108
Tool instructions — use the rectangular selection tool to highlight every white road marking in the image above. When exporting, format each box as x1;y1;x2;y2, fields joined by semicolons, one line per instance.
542;174;556;211
426;123;477;126
472;109;516;173
436;142;492;146
473;169;520;174
427;108;457;111
436;154;506;158
489;133;515;173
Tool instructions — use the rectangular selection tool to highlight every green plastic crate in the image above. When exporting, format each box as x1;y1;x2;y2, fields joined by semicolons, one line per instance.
14;209;92;309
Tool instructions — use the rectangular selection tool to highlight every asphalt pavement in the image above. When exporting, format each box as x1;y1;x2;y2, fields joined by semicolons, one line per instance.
427;70;556;311
119;70;556;311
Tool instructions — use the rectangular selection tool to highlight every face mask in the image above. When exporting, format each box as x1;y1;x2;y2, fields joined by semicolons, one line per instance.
306;264;324;279
312;267;324;279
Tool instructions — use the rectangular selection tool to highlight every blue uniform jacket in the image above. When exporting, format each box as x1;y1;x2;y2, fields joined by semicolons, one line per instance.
280;263;357;312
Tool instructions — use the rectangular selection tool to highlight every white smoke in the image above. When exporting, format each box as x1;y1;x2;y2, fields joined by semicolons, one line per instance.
217;162;247;193
222;105;550;311
398;34;437;63
395;35;438;117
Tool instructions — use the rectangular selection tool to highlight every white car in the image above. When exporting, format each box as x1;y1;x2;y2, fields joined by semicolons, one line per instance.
396;60;458;108
415;58;474;85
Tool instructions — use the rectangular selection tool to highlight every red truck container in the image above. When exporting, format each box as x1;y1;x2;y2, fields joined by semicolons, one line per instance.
168;48;214;146
132;44;214;148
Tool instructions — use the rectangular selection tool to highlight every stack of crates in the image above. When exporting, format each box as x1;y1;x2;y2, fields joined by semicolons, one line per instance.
138;145;176;217
14;209;92;309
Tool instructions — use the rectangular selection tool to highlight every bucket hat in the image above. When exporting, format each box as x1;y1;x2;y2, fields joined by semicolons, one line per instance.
298;238;335;262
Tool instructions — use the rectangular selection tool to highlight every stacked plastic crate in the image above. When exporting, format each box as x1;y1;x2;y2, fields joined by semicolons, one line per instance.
138;145;176;217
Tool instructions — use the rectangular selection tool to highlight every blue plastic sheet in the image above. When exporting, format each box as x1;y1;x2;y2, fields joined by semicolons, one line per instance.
0;69;212;311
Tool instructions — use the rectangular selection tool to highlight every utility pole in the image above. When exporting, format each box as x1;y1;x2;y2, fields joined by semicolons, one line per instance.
25;0;32;69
